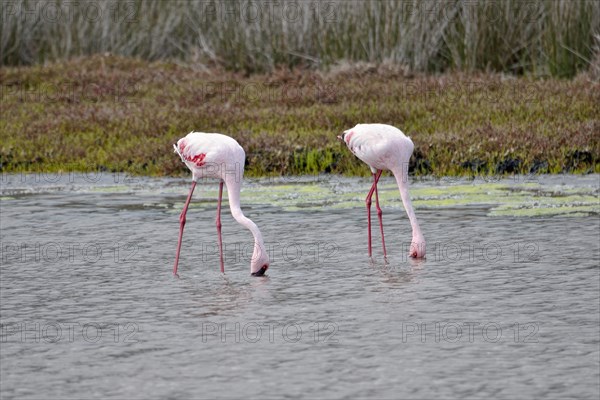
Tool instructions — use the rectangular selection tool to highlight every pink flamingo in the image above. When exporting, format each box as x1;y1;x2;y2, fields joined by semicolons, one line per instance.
173;132;270;276
338;124;426;259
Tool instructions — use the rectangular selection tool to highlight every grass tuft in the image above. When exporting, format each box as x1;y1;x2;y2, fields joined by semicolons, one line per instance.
0;55;598;176
1;0;599;78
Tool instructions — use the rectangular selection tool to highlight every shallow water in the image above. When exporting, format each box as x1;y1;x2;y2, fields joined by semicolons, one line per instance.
1;173;599;399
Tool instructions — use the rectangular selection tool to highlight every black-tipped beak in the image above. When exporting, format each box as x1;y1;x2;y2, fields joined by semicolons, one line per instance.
251;265;268;276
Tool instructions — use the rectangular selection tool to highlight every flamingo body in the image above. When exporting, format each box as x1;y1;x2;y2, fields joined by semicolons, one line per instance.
340;124;426;258
174;132;244;180
173;132;270;276
342;124;413;173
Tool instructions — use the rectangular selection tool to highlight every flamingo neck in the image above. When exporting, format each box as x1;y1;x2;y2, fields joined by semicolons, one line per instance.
242;216;265;247
232;206;268;264
230;203;265;244
391;167;424;241
224;180;268;263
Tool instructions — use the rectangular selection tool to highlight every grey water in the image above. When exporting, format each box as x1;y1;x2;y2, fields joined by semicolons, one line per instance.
1;173;599;399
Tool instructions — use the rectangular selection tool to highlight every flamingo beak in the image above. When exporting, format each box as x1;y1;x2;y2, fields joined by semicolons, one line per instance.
409;250;426;259
251;265;269;276
336;135;343;141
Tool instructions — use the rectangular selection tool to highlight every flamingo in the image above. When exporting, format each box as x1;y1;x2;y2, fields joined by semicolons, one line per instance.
338;123;426;259
173;132;270;276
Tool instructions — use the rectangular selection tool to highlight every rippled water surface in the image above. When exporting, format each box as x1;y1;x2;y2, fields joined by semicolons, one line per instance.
1;173;599;399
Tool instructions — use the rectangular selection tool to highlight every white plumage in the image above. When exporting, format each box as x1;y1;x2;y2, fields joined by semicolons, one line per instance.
173;132;270;276
340;123;426;258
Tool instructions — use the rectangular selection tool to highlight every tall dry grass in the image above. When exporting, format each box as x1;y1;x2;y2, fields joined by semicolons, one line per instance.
1;0;599;76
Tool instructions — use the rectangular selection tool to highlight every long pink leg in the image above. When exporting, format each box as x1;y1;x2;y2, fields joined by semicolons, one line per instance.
365;170;382;257
216;181;224;273
365;170;381;257
173;181;197;275
373;171;387;257
366;184;374;258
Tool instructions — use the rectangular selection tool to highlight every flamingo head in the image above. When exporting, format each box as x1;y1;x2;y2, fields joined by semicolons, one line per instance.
409;236;426;259
337;129;350;142
250;244;270;277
